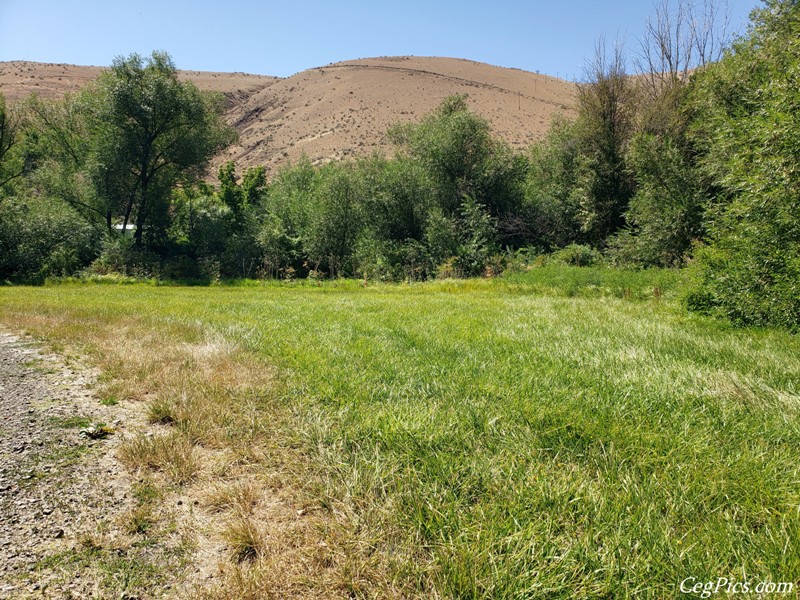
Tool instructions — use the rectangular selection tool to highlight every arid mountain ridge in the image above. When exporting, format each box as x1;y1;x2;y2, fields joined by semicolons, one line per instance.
0;56;576;175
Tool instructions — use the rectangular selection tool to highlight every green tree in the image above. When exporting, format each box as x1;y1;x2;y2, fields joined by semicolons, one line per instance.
524;116;584;249
91;51;236;247
606;0;730;267
259;157;319;276
389;95;486;216
217;161;267;227
27;92;115;231
241;165;267;207
453;195;498;277
609;131;705;266
0;93;25;197
217;161;243;219
575;42;636;245
0;194;99;281
358;154;433;244
689;0;800;329
388;95;524;224
306;162;365;277
27;52;236;249
218;164;266;278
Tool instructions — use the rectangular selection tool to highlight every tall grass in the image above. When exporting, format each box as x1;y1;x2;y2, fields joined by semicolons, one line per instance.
1;267;798;597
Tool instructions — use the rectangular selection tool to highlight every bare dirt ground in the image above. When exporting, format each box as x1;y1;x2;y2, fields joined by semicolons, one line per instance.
0;331;138;598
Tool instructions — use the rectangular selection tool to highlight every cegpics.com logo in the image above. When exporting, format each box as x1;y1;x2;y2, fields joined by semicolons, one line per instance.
680;577;794;598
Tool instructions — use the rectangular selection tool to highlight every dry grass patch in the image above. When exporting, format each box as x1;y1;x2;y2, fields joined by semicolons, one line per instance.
191;509;356;600
118;431;201;485
119;503;157;536
203;479;261;514
0;306;363;596
145;387;233;447
222;510;267;563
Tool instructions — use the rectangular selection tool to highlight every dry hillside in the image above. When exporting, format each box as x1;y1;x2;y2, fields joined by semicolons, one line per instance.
0;57;576;174
0;60;276;104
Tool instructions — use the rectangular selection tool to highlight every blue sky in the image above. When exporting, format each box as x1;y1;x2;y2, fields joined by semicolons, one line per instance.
0;0;760;79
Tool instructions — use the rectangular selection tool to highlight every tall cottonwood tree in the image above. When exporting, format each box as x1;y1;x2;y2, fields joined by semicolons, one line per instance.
29;52;236;247
92;51;236;247
27;92;107;227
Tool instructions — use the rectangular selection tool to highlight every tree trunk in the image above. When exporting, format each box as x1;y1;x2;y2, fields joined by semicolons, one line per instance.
134;154;150;247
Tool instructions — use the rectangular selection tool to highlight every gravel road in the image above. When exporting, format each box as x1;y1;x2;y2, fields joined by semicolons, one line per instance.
0;331;134;598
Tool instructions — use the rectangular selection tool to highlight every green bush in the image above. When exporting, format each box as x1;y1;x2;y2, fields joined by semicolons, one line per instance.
452;196;498;277
0;195;100;281
88;236;160;279
689;0;800;330
608;132;705;268
549;243;602;267
524;117;585;249
353;237;405;282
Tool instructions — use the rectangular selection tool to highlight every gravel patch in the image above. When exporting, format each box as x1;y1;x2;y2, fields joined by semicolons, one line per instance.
0;331;135;598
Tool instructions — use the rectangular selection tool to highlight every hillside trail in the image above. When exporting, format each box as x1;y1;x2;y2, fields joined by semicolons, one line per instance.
0;331;134;598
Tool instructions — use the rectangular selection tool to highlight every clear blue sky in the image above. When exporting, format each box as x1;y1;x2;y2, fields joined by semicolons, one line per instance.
0;0;761;79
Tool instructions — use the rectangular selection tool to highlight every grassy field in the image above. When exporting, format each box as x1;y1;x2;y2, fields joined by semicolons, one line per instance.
1;267;798;598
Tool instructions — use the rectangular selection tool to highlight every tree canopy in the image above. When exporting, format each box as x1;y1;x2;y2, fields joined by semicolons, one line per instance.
0;93;25;197
689;0;800;329
92;51;236;247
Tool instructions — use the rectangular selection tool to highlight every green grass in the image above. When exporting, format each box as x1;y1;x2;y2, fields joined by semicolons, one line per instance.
48;414;92;429
2;267;799;598
33;532;186;597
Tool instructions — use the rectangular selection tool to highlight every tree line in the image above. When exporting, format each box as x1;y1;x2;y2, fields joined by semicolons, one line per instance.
0;0;797;329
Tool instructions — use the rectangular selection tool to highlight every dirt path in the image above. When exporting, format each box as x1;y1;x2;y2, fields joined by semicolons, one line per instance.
0;331;136;598
0;328;344;598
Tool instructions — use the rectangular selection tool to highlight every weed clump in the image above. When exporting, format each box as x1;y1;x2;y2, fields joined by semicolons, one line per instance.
118;432;199;485
222;511;266;563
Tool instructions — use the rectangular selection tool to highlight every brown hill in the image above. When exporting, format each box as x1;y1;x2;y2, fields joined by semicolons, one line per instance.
0;60;277;104
0;57;576;174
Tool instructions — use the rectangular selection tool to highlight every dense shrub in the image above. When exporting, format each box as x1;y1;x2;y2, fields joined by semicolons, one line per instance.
88;236;160;279
688;0;800;329
607;132;706;267
550;244;602;267
524;117;584;250
0;195;100;281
